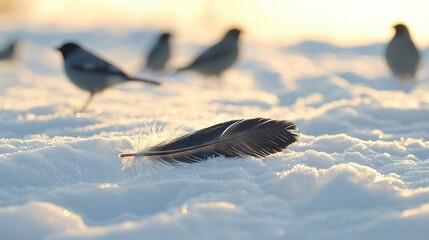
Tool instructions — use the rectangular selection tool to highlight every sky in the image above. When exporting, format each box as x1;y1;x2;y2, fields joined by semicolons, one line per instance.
1;0;429;45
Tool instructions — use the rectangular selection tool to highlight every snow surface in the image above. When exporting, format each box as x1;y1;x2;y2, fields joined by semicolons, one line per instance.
1;29;429;239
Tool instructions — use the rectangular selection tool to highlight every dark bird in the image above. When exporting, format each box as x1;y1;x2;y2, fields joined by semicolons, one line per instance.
119;118;298;169
385;23;420;82
177;28;241;77
145;32;171;71
0;41;18;60
57;42;161;111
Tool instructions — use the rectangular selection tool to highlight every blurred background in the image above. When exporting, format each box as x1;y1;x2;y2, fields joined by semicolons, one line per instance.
0;0;428;45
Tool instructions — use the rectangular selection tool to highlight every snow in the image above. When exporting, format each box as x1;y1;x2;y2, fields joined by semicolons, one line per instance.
1;28;429;240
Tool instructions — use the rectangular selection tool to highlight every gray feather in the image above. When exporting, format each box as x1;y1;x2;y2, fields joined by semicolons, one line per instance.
119;118;298;167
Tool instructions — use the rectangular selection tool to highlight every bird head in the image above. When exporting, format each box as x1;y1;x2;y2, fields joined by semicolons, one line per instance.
56;42;81;58
393;23;410;36
160;32;171;40
8;40;18;50
225;28;242;39
159;33;172;43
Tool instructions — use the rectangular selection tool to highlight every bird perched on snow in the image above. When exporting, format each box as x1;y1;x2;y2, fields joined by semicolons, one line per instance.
385;23;420;82
57;42;161;111
145;32;171;71
0;40;18;60
177;28;241;77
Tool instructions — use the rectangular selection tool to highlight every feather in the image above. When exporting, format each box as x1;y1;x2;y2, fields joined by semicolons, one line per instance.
119;118;298;169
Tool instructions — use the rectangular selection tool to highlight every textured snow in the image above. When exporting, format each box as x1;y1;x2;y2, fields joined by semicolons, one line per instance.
1;29;429;239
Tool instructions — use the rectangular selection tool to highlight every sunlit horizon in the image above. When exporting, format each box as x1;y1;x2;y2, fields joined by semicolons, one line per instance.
0;0;428;46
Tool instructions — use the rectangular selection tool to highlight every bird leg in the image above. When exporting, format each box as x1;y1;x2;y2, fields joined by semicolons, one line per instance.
78;92;94;112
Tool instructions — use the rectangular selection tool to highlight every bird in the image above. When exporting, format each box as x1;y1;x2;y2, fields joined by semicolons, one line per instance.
56;42;161;111
177;28;241;77
385;23;420;82
119;117;298;170
145;32;171;71
0;40;18;60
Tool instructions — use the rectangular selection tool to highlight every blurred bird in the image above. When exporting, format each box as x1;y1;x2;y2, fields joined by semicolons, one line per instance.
0;40;18;60
177;28;241;77
385;23;420;82
57;42;161;111
145;32;171;71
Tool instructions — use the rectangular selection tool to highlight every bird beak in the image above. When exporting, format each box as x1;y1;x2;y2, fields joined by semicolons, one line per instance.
54;45;63;51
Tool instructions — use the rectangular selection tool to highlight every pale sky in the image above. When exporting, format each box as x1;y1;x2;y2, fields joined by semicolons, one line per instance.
2;0;429;45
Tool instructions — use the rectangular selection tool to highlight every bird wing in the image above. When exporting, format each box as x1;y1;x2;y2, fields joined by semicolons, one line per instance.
70;51;128;77
406;40;421;60
187;40;233;67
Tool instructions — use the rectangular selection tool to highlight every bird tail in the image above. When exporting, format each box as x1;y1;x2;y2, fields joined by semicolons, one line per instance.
127;76;161;86
175;66;190;73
